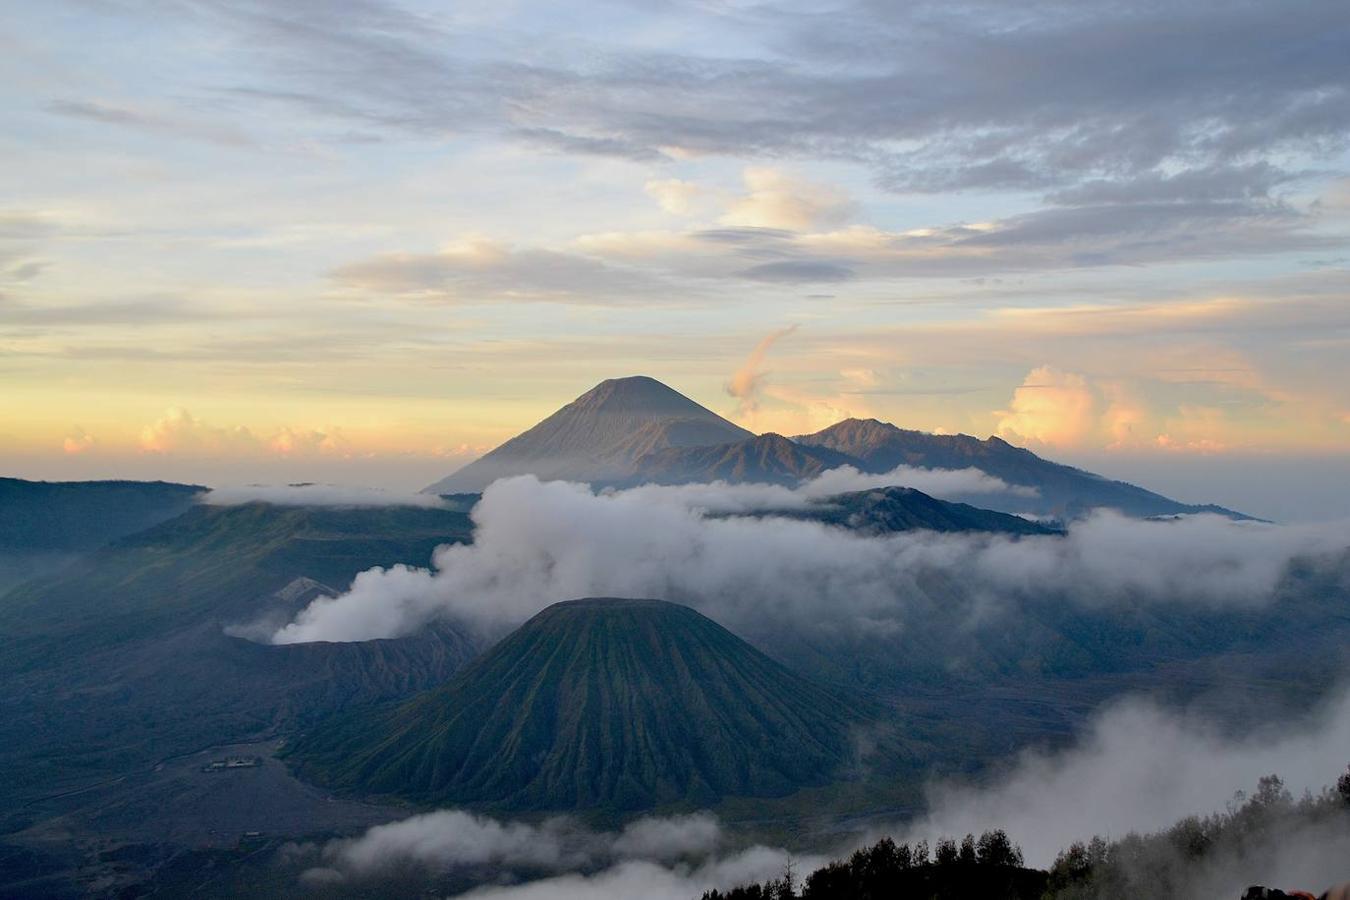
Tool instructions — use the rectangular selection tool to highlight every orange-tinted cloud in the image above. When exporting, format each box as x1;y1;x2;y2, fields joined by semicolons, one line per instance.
62;427;96;455
995;366;1096;447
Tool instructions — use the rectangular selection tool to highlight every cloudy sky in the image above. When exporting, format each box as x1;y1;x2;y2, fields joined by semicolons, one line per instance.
3;0;1349;513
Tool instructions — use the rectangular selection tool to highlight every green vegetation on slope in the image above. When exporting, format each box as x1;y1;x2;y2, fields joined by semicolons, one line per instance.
286;598;881;811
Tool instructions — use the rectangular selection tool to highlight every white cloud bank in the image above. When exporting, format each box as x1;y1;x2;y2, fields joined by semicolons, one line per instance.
290;809;816;897
800;463;1037;500
270;475;1347;644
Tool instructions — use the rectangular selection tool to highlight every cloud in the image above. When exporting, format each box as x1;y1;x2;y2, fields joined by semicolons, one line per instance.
298;809;731;877
138;407;260;455
268;426;351;457
572;190;1325;288
3;260;50;283
895;687;1350;874
800;464;1037;500
326;810;579;874
644;179;703;216
988;362;1278;454
737;260;855;283
995;366;1096;447
726;325;798;415
609;813;722;862
292;807;810;899
331;237;678;304
45;98;252;147
61;427;96;455
203;484;446;507
189;0;1349;207
136;408;364;460
457;851;817;900
721;168;853;232
269;476;1347;644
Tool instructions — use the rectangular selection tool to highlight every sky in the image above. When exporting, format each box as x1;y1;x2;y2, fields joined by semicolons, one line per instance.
2;0;1349;517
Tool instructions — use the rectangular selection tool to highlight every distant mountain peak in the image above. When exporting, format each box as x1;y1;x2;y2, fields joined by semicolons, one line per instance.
569;375;694;411
422;377;752;493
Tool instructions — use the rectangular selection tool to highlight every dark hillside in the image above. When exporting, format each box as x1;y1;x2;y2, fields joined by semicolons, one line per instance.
287;598;879;810
0;502;481;815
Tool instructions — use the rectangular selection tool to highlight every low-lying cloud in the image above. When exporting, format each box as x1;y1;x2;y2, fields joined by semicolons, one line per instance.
287;809;808;897
270;475;1346;644
204;484;446;508
800;463;1036;500
900;688;1350;870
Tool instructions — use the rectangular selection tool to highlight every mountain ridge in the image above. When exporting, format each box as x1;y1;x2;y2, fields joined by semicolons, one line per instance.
795;418;1247;519
624;432;858;487
423;376;1246;519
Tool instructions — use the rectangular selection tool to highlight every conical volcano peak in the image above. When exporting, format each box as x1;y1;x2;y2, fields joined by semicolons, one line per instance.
422;377;752;493
284;596;876;811
567;375;722;416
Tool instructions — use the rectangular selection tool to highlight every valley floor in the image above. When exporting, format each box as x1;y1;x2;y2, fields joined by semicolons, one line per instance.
0;739;408;898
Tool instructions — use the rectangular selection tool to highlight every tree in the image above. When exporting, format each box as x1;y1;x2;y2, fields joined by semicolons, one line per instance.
1337;764;1350;807
934;837;958;865
958;834;978;864
976;829;1024;867
1252;774;1290;809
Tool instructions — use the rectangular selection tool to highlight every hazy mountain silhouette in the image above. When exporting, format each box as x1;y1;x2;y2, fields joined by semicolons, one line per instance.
795;418;1247;519
424;378;1244;519
626;432;857;486
422;376;752;493
285;597;877;810
0;477;205;554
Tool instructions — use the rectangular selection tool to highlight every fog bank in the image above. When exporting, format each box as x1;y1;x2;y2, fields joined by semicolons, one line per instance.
271;476;1347;644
